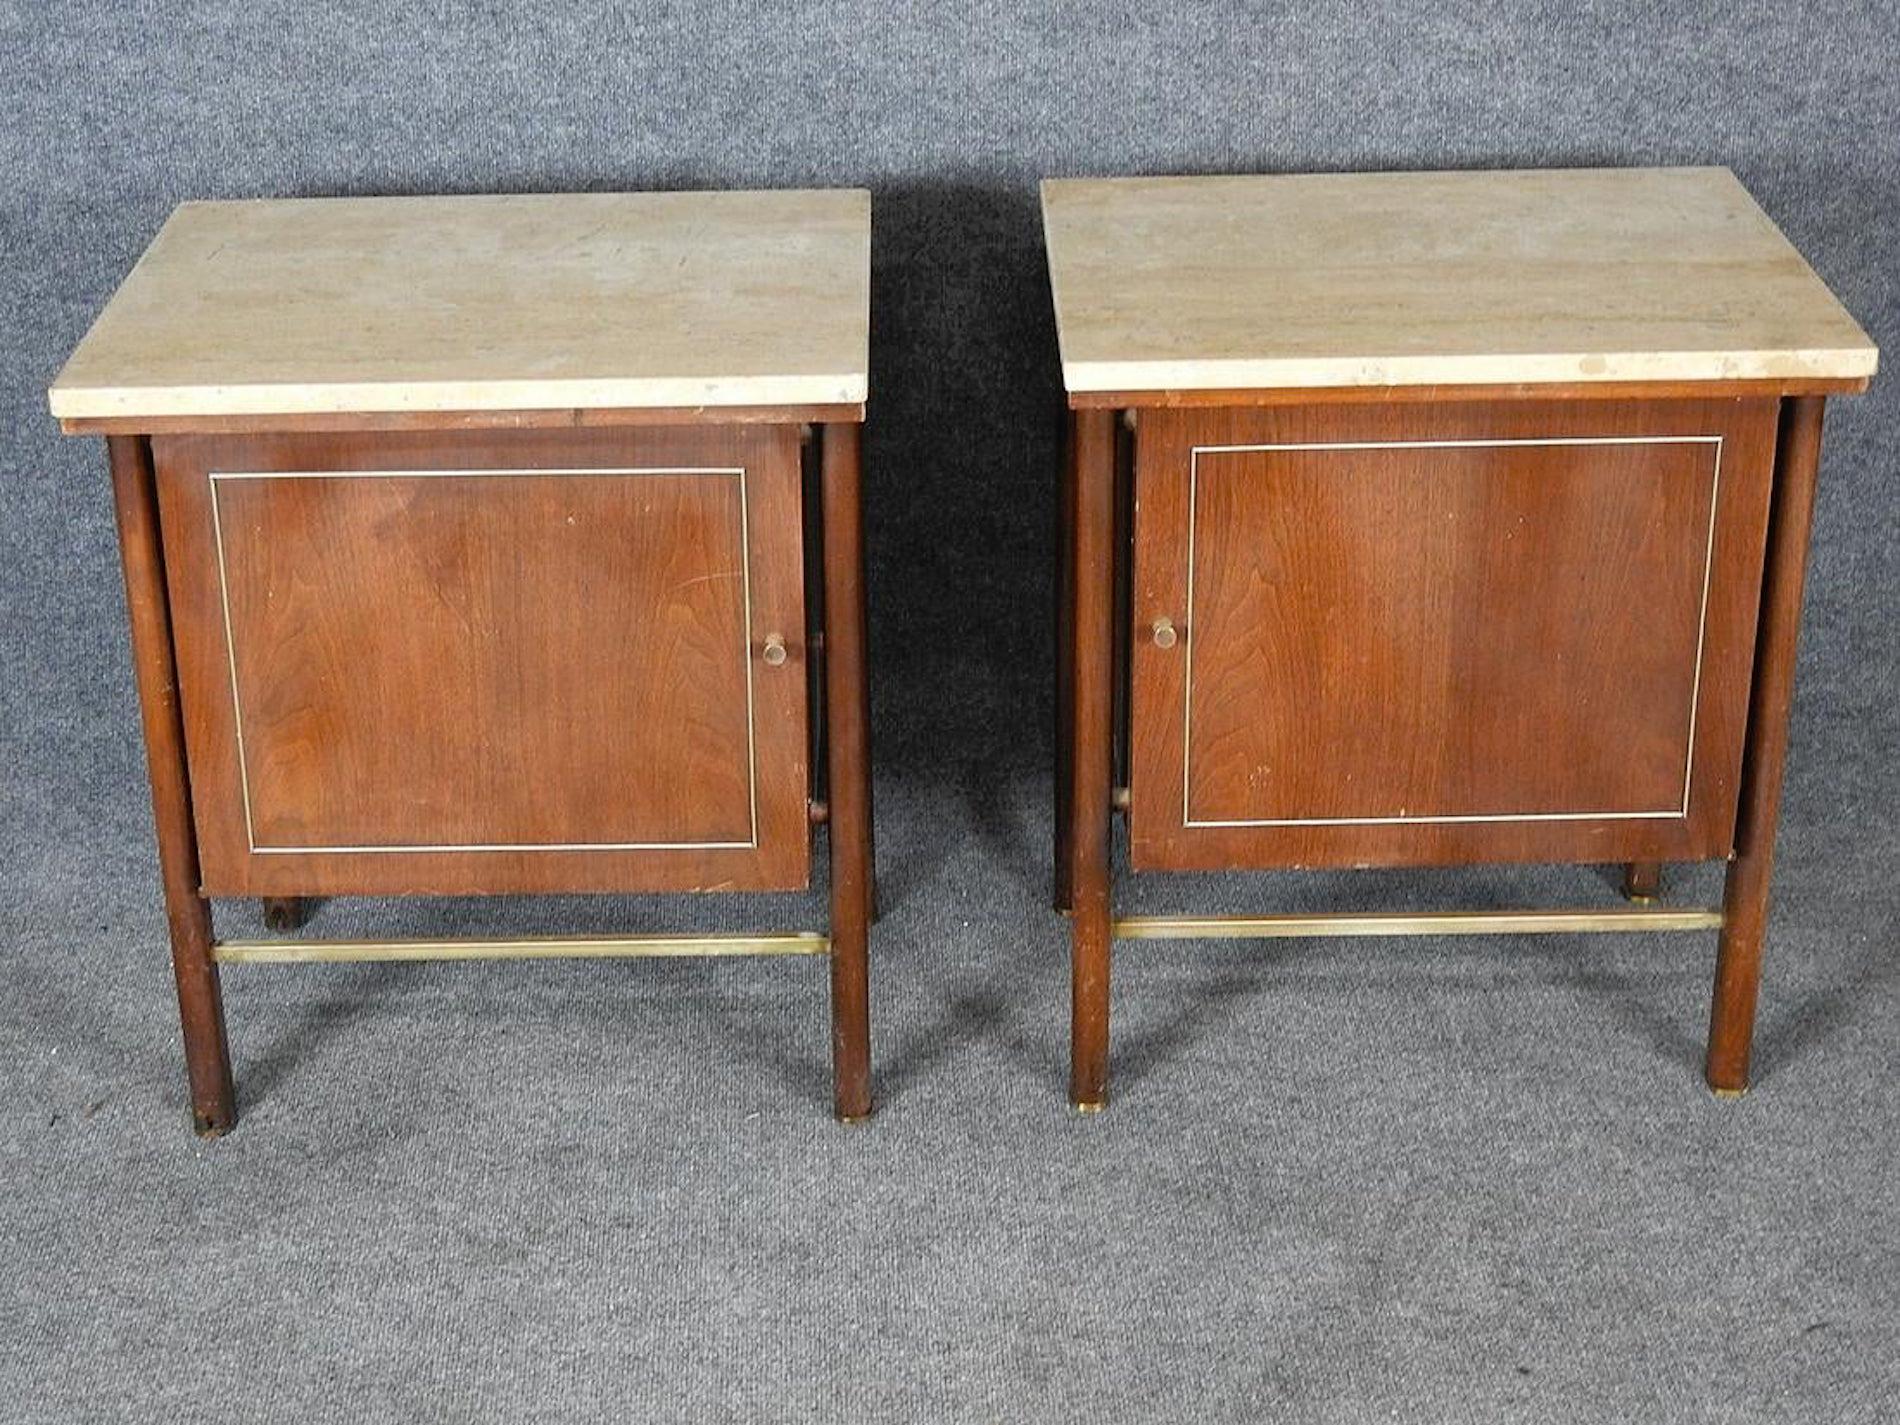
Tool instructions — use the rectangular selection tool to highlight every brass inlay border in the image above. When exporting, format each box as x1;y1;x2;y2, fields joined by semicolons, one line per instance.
1113;908;1724;940
214;931;832;964
1180;435;1724;829
208;466;761;856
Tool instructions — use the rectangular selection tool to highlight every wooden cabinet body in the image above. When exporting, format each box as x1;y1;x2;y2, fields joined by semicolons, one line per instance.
1043;168;1877;1107
1128;398;1779;870
153;426;812;896
51;189;875;1131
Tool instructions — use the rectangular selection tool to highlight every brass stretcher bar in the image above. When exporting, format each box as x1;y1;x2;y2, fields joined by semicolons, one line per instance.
214;931;833;964
1112;908;1724;941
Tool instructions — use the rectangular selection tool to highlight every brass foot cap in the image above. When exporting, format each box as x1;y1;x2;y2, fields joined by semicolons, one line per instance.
1072;1099;1107;1115
1624;894;1659;907
1709;1085;1749;1101
835;1111;874;1126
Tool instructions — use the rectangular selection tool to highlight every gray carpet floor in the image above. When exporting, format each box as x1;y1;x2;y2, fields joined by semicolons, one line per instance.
4;784;1897;1420
5;2;1899;1420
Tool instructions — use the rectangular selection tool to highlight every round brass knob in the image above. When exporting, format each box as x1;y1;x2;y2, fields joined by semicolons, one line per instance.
762;634;788;667
1152;617;1178;650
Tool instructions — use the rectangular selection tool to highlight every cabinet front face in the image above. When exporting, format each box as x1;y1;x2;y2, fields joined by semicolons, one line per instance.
154;426;809;895
1128;399;1780;870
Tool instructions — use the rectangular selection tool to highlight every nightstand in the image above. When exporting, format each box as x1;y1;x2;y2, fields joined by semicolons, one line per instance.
1042;168;1876;1107
51;189;875;1131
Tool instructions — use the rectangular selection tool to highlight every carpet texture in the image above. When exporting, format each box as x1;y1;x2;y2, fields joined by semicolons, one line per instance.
2;3;1897;1420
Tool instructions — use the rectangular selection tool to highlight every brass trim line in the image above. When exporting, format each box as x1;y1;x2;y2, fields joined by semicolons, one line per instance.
1181;435;1723;830
209;465;766;856
214;931;832;964
1113;908;1723;940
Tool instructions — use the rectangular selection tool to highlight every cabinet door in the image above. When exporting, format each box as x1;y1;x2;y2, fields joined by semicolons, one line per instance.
154;426;808;895
1128;399;1779;871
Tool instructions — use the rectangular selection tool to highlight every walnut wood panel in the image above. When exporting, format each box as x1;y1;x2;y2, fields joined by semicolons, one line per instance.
1068;409;1119;1107
107;436;234;1133
153;425;808;895
819;422;873;1119
1128;399;1779;869
1708;397;1829;1091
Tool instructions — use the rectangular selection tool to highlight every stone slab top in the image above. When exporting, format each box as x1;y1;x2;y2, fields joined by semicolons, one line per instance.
50;188;872;424
1040;167;1876;397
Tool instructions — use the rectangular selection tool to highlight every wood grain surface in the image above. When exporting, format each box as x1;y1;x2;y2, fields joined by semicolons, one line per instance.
153;425;810;895
1128;398;1779;869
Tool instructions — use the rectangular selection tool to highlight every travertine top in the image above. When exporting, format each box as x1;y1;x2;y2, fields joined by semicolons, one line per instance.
50;189;871;422
1040;167;1876;395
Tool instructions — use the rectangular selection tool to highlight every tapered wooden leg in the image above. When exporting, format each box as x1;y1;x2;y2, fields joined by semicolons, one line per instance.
261;897;307;932
1707;397;1827;1096
1054;410;1079;912
1622;862;1661;902
821;422;872;1121
1069;408;1117;1109
108;435;236;1136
